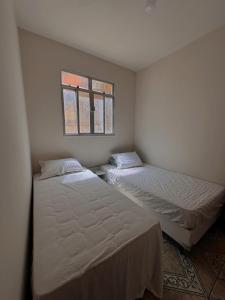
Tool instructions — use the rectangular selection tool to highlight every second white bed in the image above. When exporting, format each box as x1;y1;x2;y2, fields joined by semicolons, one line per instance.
101;164;225;249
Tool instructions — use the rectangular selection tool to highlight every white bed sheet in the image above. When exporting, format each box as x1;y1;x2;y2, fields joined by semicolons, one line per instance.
33;170;163;300
101;164;225;230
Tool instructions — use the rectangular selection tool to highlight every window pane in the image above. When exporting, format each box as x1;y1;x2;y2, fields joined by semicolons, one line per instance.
94;94;104;133
63;89;78;134
79;91;90;133
92;79;113;95
61;71;88;89
105;97;113;134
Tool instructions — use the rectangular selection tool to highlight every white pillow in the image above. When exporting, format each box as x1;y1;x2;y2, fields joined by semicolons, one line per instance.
111;152;143;169
39;158;84;179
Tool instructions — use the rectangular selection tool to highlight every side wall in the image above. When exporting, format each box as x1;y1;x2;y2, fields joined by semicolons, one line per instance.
135;26;225;185
0;1;32;299
19;30;136;172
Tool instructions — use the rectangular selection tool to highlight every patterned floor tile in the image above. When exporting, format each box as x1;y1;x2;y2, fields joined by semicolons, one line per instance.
210;279;225;300
191;253;218;296
204;252;225;275
219;265;225;281
198;225;225;255
162;239;184;275
143;288;207;300
141;223;225;300
163;237;205;296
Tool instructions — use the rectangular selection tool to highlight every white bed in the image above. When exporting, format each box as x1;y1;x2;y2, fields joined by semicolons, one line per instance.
33;169;163;300
101;164;225;249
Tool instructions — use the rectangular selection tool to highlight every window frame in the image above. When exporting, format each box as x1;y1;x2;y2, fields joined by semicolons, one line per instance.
61;70;115;136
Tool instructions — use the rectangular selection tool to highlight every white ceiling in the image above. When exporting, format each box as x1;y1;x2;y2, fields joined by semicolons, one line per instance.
14;0;225;71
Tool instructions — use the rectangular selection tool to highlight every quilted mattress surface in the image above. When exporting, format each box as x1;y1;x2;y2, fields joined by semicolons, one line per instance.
33;170;162;300
101;164;225;230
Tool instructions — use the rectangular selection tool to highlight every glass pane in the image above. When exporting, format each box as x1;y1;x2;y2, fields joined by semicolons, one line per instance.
105;97;113;134
92;79;113;95
79;91;90;133
61;71;89;89
94;94;104;133
63;89;78;134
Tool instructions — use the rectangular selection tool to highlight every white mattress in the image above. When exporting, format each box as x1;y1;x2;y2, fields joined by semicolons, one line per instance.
33;170;163;300
101;164;225;230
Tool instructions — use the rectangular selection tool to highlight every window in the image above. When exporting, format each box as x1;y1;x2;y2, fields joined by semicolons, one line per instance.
61;71;114;135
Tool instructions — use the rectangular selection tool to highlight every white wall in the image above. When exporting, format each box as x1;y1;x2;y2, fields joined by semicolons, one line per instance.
0;1;32;300
19;30;136;172
135;26;225;185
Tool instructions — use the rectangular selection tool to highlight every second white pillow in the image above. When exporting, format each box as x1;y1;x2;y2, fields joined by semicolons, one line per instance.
111;152;143;169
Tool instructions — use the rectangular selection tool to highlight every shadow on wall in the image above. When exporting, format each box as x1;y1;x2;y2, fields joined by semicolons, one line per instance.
110;146;136;156
24;186;33;300
133;146;148;164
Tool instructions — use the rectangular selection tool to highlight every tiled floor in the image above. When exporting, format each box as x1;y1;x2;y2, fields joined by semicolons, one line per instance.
143;222;225;300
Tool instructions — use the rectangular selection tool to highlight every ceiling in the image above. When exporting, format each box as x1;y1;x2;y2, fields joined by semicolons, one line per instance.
14;0;225;71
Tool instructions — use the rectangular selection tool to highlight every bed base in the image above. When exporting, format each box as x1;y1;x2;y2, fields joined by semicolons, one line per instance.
115;186;222;250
